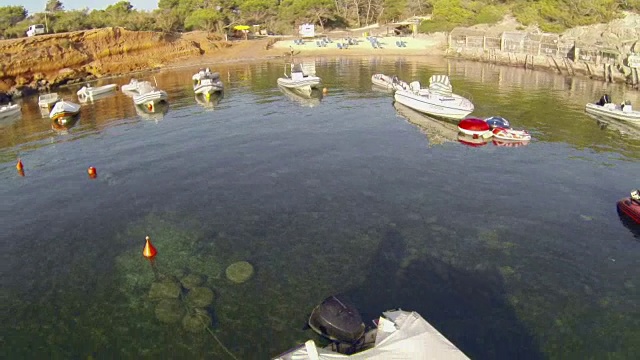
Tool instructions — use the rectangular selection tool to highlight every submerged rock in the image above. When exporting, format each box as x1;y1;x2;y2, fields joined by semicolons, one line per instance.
182;309;212;332
148;280;182;300
186;287;215;308
155;299;185;324
180;273;204;289
225;261;254;284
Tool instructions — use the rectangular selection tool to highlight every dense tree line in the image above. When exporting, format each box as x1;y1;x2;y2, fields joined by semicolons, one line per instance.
0;0;638;39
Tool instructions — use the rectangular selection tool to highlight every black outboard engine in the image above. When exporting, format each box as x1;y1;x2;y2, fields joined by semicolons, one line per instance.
597;94;611;106
308;295;365;346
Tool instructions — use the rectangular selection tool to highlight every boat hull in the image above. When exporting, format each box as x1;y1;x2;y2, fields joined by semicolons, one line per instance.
133;91;168;106
394;90;474;120
194;83;224;95
617;198;640;225
0;104;21;118
371;74;409;91
77;84;117;98
49;100;80;120
585;103;640;123
277;76;321;90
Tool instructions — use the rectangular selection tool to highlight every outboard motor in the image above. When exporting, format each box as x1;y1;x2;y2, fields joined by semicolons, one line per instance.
308;295;365;345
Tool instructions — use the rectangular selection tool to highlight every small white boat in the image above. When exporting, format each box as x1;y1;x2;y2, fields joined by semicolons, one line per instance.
121;79;147;93
585;102;640;123
0;103;21;118
192;68;224;97
394;75;474;120
277;62;321;94
76;83;117;99
49;99;80;120
491;127;531;141
38;93;60;108
133;82;168;107
274;309;469;360
371;74;410;92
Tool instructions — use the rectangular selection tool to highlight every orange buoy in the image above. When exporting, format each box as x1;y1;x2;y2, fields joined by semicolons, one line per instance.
16;159;23;171
87;166;97;179
146;103;154;112
322;87;328;94
143;236;158;259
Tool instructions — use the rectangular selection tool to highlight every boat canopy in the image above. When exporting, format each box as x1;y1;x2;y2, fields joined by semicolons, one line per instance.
274;310;469;360
428;75;453;97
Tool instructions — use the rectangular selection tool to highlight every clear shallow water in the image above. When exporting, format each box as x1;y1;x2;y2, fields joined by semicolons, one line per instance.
1;57;639;359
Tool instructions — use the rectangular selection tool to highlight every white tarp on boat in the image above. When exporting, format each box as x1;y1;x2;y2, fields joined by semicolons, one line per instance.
274;310;469;360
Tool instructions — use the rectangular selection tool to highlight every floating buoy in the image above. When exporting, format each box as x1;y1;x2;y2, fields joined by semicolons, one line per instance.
143;235;158;259
16;159;23;171
87;166;97;179
322;87;328;94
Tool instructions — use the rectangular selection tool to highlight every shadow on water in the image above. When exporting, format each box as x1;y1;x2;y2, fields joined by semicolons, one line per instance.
344;227;544;360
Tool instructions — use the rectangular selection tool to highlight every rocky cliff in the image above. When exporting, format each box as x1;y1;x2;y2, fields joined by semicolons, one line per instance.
0;27;217;98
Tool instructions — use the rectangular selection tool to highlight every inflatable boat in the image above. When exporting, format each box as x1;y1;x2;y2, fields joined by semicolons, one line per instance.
617;189;640;225
457;118;491;138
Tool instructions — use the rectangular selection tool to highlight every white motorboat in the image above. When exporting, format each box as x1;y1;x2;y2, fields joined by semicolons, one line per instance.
585;102;640;123
394;75;474;120
121;79;147;93
192;68;224;97
132;82;168;107
274;309;469;360
371;73;410;92
0;103;21;118
49;99;80;120
277;62;321;94
393;101;458;146
38;93;60;108
76;83;117;99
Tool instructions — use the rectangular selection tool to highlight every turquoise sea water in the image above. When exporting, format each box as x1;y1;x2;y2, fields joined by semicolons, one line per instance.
1;57;639;359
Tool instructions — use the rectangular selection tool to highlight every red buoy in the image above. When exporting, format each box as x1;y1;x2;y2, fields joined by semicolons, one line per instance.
87;166;97;179
16;159;23;171
143;236;158;259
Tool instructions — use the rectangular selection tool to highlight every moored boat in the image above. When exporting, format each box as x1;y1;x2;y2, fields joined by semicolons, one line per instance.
0;102;21;118
275;309;469;359
192;68;224;97
371;73;410;92
585;95;640;123
617;189;640;225
457;118;491;137
121;79;147;93
393;75;474;120
38;93;60;108
49;99;80;120
133;82;168;107
491;127;531;141
277;62;321;94
76;83;117;99
484;116;511;129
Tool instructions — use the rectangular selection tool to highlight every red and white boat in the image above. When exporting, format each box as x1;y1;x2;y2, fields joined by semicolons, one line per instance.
492;139;529;147
457;118;491;138
492;127;531;141
617;190;640;225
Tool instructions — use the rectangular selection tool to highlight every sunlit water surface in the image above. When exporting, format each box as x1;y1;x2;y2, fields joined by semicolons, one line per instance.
1;57;639;359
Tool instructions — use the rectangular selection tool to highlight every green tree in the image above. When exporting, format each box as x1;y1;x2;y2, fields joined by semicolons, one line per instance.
46;0;64;12
184;8;223;31
0;5;27;36
53;9;89;32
